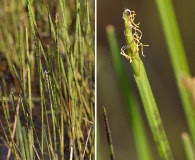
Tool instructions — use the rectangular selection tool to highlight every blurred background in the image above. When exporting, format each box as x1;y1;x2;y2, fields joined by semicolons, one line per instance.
97;0;195;159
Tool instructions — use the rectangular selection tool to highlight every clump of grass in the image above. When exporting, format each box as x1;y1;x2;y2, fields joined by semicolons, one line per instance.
0;0;94;159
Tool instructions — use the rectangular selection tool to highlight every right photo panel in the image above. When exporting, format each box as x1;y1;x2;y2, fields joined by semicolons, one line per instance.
97;0;195;160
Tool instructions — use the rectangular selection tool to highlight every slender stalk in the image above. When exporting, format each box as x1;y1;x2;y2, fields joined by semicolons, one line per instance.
103;107;115;160
26;28;32;112
182;132;195;160
106;24;153;160
155;0;195;144
122;9;174;160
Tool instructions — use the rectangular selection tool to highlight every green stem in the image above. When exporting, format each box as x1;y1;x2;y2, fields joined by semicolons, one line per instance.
103;107;115;160
155;0;195;144
123;10;174;160
182;132;195;160
106;25;153;160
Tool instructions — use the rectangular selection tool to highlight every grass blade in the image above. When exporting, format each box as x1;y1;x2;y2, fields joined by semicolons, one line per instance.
122;9;174;160
155;0;195;144
182;132;195;160
103;107;115;160
106;24;153;160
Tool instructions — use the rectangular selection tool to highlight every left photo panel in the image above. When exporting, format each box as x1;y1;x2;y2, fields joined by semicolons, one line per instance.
0;1;95;159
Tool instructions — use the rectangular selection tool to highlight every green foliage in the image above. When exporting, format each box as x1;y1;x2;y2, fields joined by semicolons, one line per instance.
106;25;153;160
155;0;195;146
104;2;195;160
0;0;94;159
